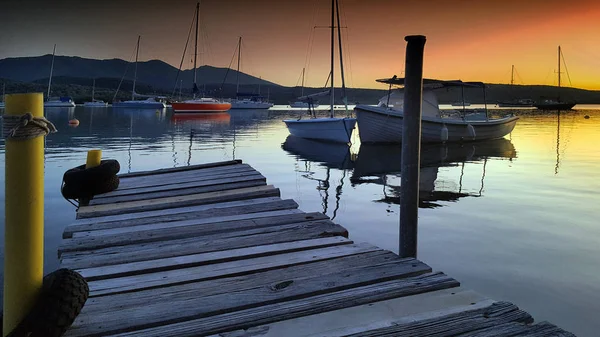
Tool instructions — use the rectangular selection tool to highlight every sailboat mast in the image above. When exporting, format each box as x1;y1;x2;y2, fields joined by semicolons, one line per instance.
557;45;561;89
510;65;514;86
47;44;56;99
236;36;241;95
301;67;305;97
193;2;199;98
329;0;335;118
335;0;347;113
132;36;140;101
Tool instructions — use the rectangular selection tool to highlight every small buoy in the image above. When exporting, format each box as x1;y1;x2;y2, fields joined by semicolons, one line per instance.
584;115;590;119
68;119;79;126
441;124;449;143
467;124;476;140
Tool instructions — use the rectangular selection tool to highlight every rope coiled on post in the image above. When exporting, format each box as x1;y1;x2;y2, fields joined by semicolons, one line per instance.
2;113;57;140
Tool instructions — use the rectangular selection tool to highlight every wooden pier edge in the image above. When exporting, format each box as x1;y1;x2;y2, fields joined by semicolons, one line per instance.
59;160;576;337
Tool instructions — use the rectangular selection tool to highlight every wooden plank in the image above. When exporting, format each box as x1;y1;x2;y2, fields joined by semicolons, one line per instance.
86;242;384;296
107;168;260;193
89;177;267;206
67;272;458;337
117;159;242;178
116;164;257;190
64;198;298;238
81;251;404;314
68;196;284;227
61;220;348;269
76;185;280;219
72;209;304;238
59;212;331;255
213;287;493;337
78;237;353;281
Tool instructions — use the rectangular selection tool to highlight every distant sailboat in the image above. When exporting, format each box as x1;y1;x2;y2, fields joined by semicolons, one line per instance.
283;0;356;143
113;36;166;109
229;37;273;110
497;65;534;107
533;46;576;111
83;78;108;107
44;44;76;108
172;2;231;113
289;68;320;108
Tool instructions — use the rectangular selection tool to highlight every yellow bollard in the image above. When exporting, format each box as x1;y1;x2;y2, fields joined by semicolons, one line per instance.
3;93;45;336
86;149;102;169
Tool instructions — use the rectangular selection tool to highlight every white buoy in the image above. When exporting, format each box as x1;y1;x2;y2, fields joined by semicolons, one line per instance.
441;124;448;143
467;124;476;140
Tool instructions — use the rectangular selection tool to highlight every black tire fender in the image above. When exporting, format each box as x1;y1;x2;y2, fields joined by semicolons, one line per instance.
63;160;120;186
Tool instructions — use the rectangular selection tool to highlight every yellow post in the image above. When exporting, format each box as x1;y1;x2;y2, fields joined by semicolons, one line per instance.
86;149;102;168
3;93;45;336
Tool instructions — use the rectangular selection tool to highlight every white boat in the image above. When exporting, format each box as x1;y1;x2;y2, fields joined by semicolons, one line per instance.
289;68;320;108
83;78;108;107
227;37;273;110
355;78;518;144
43;44;76;108
112;36;166;109
284;0;356;143
451;101;471;106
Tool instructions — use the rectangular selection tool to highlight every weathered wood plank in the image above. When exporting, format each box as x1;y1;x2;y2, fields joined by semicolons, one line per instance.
69;272;458;337
214;288;493;337
117;159;242;178
78;237;353;281
81;251;404;314
116;164;257;190
459;321;577;337
59;212;331;255
89;176;267;206
76;185;280;219
64;198;298;238
86;242;383;296
68;196;284;227
72;209;304;238
67;260;435;336
61;220;347;269
95;172;265;199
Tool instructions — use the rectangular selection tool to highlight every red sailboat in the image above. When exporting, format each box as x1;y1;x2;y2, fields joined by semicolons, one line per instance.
172;2;231;114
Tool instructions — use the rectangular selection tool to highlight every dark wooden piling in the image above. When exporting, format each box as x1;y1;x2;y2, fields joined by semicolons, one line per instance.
399;35;426;258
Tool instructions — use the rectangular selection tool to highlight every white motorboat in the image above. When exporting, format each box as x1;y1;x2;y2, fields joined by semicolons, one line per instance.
355;78;518;144
284;0;356;143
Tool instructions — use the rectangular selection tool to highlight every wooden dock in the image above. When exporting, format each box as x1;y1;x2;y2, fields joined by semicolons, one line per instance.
59;160;574;336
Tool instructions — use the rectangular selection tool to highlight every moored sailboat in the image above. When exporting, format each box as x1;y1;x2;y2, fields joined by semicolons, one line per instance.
533;46;576;111
289;68;321;108
283;0;356;143
44;44;76;108
172;2;231;114
497;65;534;107
84;78;108;107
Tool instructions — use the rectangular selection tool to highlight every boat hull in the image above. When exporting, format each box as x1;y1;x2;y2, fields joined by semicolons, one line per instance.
172;102;232;113
533;103;575;110
83;102;108;107
289;102;320;108
230;101;273;109
355;105;518;144
283;117;356;143
44;102;76;108
113;101;166;109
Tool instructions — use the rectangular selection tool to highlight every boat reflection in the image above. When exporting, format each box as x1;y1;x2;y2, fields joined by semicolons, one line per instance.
352;138;517;208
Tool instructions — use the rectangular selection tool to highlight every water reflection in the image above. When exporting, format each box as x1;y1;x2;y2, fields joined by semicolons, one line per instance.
352;139;517;208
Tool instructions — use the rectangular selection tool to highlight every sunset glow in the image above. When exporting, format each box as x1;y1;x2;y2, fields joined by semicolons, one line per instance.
1;0;599;89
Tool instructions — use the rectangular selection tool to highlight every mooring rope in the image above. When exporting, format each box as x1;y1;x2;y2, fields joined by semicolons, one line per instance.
3;112;57;140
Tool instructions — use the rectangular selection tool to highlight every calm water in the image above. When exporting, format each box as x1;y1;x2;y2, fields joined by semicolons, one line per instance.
1;105;599;336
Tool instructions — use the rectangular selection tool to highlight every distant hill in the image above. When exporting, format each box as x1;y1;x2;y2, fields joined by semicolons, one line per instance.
0;55;278;91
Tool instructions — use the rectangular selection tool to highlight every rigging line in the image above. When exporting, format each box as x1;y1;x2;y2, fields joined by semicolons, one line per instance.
560;48;573;87
339;0;354;87
172;7;196;97
220;40;239;92
303;0;320;72
113;41;137;102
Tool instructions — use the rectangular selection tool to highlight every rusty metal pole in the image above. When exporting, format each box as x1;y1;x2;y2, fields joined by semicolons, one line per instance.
399;35;426;258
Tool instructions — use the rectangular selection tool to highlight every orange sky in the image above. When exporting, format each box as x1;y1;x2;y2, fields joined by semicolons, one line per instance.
1;0;600;89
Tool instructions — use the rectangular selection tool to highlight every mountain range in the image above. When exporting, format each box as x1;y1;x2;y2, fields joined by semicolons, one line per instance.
2;54;600;105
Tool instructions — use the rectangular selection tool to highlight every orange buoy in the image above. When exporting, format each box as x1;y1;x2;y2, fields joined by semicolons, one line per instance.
68;118;80;126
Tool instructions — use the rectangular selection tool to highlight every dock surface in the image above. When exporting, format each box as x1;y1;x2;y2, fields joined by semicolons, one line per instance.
60;160;574;336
